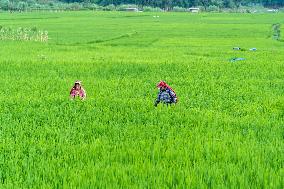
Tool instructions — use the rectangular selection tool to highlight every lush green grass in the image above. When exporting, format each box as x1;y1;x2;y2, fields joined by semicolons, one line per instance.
0;11;284;188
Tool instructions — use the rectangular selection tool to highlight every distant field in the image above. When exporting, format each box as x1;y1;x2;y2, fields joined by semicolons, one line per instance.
0;11;283;188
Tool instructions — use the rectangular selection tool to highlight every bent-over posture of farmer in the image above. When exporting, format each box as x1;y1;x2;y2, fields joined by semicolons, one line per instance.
70;80;86;100
154;81;177;107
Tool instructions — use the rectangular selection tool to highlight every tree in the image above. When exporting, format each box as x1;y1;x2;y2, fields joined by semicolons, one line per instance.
0;0;10;10
17;1;28;10
1;0;284;10
199;0;212;9
223;0;235;8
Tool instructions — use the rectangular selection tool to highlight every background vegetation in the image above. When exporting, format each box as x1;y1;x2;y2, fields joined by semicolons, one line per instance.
0;0;284;11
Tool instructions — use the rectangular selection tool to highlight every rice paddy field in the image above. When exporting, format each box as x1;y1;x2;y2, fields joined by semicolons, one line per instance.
0;11;284;188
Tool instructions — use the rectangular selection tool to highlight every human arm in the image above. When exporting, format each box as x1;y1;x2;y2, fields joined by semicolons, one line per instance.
70;88;76;99
80;88;86;100
154;91;161;107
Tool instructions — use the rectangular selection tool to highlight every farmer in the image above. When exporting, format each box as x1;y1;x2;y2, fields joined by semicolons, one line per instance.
154;81;177;107
70;80;86;100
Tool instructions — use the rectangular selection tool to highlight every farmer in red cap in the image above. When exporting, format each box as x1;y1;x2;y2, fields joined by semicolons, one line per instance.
70;80;86;100
154;81;177;107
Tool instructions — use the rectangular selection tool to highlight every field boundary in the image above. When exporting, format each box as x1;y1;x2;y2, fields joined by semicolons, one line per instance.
55;31;138;46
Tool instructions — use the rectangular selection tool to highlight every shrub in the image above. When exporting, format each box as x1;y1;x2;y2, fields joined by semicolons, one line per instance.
172;6;187;12
88;4;103;11
103;4;116;11
207;5;219;12
143;6;162;12
279;8;284;12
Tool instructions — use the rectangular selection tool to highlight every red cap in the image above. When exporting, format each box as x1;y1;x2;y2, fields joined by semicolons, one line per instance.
157;81;167;88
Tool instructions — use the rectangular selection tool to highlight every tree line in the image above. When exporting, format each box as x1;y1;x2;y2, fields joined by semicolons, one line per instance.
61;0;284;8
0;0;283;11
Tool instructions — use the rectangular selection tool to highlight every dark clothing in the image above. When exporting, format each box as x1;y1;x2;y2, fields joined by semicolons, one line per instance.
155;88;177;106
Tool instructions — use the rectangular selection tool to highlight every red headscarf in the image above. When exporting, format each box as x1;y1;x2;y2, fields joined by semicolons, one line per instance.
157;81;176;96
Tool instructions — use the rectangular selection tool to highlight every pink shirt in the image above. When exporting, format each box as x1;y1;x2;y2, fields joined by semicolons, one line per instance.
70;87;86;99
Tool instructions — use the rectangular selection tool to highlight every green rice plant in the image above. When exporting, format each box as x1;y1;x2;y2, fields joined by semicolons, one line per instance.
0;11;283;188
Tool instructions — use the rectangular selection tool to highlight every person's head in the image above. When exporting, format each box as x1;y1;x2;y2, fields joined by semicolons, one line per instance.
157;81;167;90
74;80;82;90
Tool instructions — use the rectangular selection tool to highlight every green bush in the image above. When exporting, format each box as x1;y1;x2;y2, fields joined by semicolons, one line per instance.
103;4;116;11
207;5;220;12
143;6;162;12
172;6;187;12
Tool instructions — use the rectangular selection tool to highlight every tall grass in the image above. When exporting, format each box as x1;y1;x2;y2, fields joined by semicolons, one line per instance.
0;26;48;42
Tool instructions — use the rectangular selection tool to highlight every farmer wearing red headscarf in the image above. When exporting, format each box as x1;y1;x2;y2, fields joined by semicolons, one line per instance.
154;81;177;107
70;80;86;100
